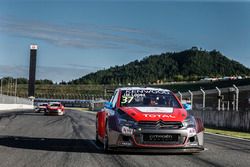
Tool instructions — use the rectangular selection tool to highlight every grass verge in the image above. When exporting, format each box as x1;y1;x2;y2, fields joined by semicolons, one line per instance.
65;107;89;111
205;128;250;140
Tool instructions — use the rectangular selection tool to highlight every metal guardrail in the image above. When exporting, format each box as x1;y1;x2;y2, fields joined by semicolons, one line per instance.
3;83;248;112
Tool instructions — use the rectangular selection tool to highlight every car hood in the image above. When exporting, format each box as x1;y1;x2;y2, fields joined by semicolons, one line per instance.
119;107;187;122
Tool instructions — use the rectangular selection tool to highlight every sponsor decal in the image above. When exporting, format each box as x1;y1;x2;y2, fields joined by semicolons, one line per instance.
49;107;59;109
121;96;134;104
187;128;196;137
121;126;133;136
143;114;176;118
135;107;173;113
143;134;178;142
124;89;169;96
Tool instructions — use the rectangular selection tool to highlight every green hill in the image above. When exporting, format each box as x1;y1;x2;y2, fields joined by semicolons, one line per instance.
69;47;250;85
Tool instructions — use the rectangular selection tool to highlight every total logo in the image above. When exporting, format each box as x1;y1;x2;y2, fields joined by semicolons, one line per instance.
143;114;176;118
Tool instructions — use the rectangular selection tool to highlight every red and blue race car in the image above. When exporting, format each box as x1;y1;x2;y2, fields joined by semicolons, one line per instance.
96;87;204;153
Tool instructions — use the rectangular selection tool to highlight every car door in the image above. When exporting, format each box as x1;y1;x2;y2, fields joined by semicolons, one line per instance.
98;90;119;138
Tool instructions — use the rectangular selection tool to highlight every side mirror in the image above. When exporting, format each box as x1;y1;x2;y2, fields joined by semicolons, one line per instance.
104;102;113;109
183;103;192;111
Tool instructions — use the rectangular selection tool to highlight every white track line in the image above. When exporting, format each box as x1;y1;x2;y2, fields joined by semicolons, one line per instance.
205;132;250;142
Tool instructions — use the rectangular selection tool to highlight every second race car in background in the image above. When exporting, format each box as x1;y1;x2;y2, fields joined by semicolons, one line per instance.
96;87;204;153
34;103;48;113
44;102;65;116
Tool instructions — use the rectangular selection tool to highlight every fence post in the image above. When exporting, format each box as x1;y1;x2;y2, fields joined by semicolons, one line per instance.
178;91;182;102
0;79;2;95
7;79;9;96
216;87;221;111
104;86;107;97
200;88;205;110
233;85;239;111
15;79;17;104
0;79;2;103
188;90;193;110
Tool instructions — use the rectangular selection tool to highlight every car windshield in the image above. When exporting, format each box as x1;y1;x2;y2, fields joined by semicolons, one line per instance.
50;103;60;107
39;104;47;106
120;89;181;108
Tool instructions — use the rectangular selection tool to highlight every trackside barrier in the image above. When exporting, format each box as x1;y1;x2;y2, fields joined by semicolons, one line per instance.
0;94;32;105
89;100;107;111
175;85;250;131
190;109;250;132
0;94;33;110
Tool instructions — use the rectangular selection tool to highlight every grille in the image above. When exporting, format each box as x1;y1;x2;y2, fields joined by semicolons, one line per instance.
134;133;185;145
138;121;183;129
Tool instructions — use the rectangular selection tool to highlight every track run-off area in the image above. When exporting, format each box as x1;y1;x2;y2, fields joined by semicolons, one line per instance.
0;109;249;167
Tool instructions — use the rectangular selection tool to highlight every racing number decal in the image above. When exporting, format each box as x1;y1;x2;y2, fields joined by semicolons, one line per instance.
121;96;134;104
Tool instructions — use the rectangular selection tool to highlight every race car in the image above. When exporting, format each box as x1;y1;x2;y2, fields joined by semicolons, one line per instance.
34;103;48;113
44;102;65;116
96;87;204;153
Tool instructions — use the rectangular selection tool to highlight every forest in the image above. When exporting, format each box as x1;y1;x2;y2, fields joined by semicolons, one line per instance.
69;47;250;85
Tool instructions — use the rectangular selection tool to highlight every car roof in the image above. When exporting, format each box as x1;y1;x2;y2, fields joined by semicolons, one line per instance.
117;87;170;92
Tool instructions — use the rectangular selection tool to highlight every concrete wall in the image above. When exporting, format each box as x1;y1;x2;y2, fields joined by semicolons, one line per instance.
0;104;34;111
190;110;250;132
0;94;33;105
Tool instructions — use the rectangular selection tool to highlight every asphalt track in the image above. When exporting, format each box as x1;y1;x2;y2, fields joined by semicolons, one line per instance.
0;109;249;167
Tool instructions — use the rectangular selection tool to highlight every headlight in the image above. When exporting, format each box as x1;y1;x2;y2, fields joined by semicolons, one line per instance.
183;116;197;137
117;109;137;126
182;115;196;128
58;109;62;112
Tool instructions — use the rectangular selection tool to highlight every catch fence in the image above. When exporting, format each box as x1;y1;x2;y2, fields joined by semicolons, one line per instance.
176;85;250;112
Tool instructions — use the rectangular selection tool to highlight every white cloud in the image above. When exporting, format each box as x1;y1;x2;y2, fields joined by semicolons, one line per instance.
0;17;179;50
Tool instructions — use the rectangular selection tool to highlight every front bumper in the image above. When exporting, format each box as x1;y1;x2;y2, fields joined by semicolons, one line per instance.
110;146;204;153
108;127;204;152
45;109;63;115
34;108;46;112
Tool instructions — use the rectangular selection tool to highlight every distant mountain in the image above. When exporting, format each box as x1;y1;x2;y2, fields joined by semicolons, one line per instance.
69;47;250;85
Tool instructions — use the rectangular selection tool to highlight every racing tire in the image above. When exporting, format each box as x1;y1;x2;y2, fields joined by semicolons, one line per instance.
103;121;110;153
95;120;102;146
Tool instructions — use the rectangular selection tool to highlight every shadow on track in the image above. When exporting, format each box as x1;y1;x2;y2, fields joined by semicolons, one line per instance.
0;135;101;153
0;110;38;118
0;135;196;156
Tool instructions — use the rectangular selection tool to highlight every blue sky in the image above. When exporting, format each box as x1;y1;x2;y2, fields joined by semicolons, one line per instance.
0;0;250;82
